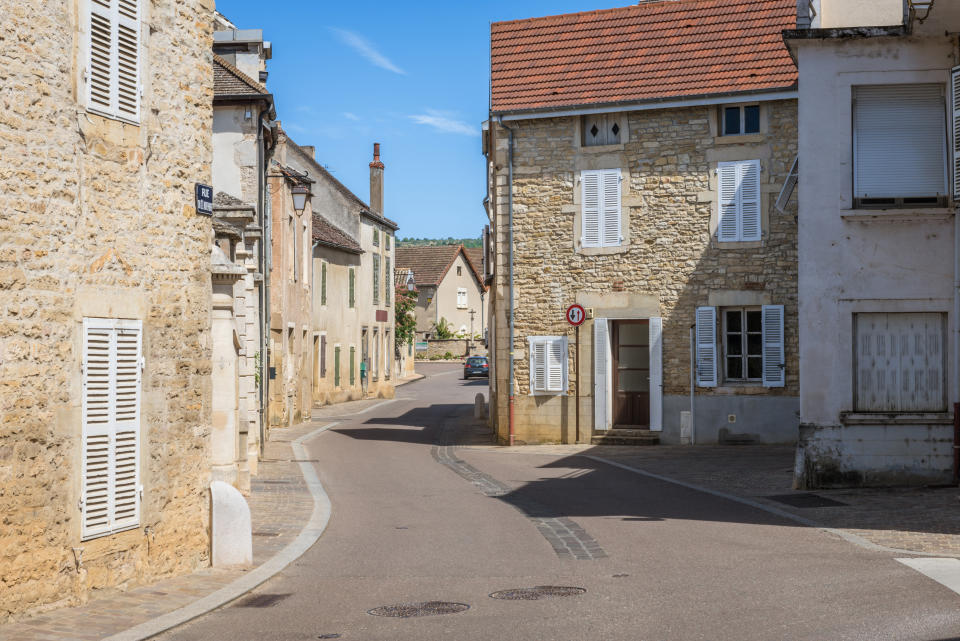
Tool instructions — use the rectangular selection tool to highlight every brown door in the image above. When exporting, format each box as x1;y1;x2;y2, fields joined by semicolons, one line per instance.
613;320;650;427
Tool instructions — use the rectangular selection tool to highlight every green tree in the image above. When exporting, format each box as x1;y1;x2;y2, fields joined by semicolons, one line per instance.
433;317;454;339
395;286;418;355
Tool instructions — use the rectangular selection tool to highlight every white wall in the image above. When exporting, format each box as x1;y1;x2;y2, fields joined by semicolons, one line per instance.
819;0;903;28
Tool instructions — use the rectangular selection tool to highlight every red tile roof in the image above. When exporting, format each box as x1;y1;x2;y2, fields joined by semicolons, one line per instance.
491;0;798;113
213;54;269;98
312;214;363;254
395;245;483;288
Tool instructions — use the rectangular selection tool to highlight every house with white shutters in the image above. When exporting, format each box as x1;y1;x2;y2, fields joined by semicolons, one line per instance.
484;0;800;445
787;0;960;486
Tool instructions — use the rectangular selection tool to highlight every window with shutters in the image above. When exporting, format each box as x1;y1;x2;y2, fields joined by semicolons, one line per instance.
318;334;326;379
581;114;622;147
320;261;327;306
722;308;763;381
580;168;622;249
698;305;784;388
373;229;380;247
385;257;391;306
385;330;392;380
334;345;341;387
81;318;142;540
457;288;467;309
349;346;356;385
528;336;568;395
85;0;141;123
854;313;946;412
373;328;380;381
853;84;948;208
348;267;355;308
717;160;762;242
373;255;380;306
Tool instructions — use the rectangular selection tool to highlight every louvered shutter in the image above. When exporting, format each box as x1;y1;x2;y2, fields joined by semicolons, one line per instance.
581;171;601;247
88;0;114;114
739;160;762;241
594;320;609;431
112;321;141;529
761;305;785;388
115;0;140;121
952;67;960;201
86;0;140;122
695;307;717;387
373;255;380;306
648;317;663;431
349;268;355;308
530;338;547;392
321;261;327;306
546;337;566;393
334;346;341;386
717;163;739;242
601;169;622;246
776;156;799;214
385;257;391;306
320;335;327;378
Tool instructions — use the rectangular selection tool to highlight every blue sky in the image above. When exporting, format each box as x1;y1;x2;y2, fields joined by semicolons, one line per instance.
216;0;621;240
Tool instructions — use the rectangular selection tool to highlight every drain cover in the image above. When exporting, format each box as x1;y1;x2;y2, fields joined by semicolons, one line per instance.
766;493;848;508
235;593;291;608
489;586;586;600
368;601;469;618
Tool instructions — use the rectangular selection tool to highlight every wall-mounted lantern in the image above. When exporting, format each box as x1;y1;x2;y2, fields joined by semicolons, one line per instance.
291;184;309;215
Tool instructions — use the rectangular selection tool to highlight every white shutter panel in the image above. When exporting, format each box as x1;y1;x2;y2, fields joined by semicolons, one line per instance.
530;338;547;392
112;320;141;528
581;171;601;247
648;317;663;432
776;156;799;214
761;305;785;388
952;67;960;201
601;169;622;246
695;307;717;387
82;319;113;539
717;162;739;242
546;337;566;392
115;0;140;121
594;319;609;431
740;160;762;241
88;0;114;114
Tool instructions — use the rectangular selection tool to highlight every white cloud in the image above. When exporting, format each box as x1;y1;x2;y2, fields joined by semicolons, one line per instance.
330;28;405;75
343;112;360;121
409;109;476;136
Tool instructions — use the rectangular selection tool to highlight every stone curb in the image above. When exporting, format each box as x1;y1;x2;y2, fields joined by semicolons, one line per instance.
101;422;338;641
395;373;426;386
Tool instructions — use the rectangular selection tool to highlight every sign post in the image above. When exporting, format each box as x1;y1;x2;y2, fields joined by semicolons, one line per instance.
566;304;586;443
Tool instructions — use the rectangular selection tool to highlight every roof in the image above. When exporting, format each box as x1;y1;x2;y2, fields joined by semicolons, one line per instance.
213;54;270;98
490;0;798;113
395;245;483;288
312;214;363;254
213;191;253;210
394;267;415;287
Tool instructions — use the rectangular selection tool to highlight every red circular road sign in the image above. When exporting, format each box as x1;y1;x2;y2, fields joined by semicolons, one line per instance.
566;304;586;326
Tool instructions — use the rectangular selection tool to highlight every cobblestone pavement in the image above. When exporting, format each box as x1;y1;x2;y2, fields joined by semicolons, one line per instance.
464;443;960;557
0;423;320;641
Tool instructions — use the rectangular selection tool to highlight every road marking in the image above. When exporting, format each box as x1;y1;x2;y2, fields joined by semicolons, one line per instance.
897;558;960;596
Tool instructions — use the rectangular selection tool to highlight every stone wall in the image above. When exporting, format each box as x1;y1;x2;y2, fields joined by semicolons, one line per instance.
417;339;488;360
0;0;215;621
488;100;798;444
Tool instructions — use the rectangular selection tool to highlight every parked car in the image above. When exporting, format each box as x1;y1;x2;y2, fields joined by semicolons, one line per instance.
463;356;489;379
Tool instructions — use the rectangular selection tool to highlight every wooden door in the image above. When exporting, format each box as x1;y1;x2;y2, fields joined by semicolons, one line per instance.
613;320;650;427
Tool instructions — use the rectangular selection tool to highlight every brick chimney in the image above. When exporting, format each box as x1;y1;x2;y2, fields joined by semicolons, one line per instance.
369;142;384;215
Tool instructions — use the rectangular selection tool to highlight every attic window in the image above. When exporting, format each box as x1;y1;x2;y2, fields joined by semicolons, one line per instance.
721;104;760;136
582;114;621;146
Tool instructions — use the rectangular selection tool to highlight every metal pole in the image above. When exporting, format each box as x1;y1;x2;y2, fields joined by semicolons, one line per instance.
575;324;580;444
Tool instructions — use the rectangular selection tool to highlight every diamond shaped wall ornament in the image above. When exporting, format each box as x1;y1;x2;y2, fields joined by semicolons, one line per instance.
611;123;620;136
590;124;599;137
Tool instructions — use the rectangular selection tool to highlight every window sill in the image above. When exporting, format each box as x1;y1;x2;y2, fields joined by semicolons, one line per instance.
841;208;954;222
713;133;764;146
577;244;629;256
714;385;769;395
714;240;763;249
577;142;625;153
839;411;952;425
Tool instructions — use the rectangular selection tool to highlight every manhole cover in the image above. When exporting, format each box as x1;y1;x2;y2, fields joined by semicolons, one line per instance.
235;593;291;608
368;601;469;618
489;586;586;600
766;493;848;508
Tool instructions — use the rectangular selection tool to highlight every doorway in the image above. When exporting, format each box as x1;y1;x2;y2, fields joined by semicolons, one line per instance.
612;320;649;427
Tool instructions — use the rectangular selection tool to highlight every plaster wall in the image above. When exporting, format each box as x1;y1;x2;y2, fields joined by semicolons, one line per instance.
434;253;487;338
819;0;903;28
311;246;363;405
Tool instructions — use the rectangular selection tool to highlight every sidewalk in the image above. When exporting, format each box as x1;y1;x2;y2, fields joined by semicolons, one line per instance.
0;421;328;641
466;443;960;558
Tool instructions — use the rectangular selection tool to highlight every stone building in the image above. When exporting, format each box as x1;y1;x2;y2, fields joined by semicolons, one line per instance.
787;0;960;486
0;0;215;620
485;0;800;445
395;244;487;340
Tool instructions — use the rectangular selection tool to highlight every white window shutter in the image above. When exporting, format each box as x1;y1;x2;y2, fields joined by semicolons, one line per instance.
112;320;142;529
594;319;609;431
739;160;762;241
952;67;960;202
648;317;663;432
601;168;622;246
761;305;785;388
695;307;717;387
776;156;799;214
717;162;739;242
530;338;547;393
115;0;140;121
546;337;566;392
88;0;114;114
581;171;601;247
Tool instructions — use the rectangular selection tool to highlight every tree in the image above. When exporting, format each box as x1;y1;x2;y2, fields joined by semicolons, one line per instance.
395;286;418;356
433;317;454;339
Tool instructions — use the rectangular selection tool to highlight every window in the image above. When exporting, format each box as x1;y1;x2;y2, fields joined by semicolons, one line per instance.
528;336;568;394
457;266;462;276
457;288;467;309
717;160;761;242
385;257;391;306
385;234;391;250
696;305;784;388
721;105;760;136
349;346;356;385
373;328;380;381
86;0;140;123
385;330;392;380
853;84;947;207
582;114;621;146
348;268;355;308
373;254;380;306
334;345;341;387
373;228;380;247
855;313;945;412
581;168;622;248
321;261;327;306
319;334;326;379
81;318;142;540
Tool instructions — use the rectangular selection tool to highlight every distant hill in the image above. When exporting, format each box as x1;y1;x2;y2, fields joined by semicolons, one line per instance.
397;237;481;248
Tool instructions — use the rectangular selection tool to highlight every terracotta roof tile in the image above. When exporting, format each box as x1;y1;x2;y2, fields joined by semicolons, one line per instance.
312;214;362;254
213;54;269;98
491;0;797;112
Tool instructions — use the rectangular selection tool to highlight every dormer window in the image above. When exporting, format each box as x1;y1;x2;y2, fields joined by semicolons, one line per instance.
582;114;621;146
721;104;760;136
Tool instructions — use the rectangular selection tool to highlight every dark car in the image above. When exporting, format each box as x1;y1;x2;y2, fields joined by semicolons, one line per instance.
463;356;489;379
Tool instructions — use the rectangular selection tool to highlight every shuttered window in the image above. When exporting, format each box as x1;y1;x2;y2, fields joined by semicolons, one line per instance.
373;255;380;306
334;345;341;387
320;335;327;378
81;318;142;540
695;307;718;387
348;268;355;308
717;160;761;242
528;336;568;394
86;0;140;123
385;257;391;306
853;84;947;204
594;319;610;430
952;67;960;201
349;346;356;385
581;169;622;248
321;261;327;306
855;313;946;412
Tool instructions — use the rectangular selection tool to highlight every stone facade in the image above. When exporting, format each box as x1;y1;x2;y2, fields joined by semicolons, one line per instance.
0;0;215;621
487;100;799;445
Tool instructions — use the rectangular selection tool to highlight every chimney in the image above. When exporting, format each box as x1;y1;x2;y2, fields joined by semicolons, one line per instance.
369;142;384;215
301;145;315;160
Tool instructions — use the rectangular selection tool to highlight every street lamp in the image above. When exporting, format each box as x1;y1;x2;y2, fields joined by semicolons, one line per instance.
909;0;935;22
291;184;309;215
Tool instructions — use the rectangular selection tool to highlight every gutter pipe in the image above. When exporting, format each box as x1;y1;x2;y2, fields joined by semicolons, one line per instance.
689;324;696;446
497;115;516;446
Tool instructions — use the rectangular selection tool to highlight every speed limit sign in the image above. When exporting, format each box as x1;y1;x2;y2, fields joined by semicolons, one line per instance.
566;304;586;326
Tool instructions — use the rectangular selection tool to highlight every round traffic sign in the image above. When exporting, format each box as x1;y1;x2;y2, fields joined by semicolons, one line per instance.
566;304;586;326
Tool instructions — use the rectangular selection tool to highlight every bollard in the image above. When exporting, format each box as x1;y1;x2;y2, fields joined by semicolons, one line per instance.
474;393;487;420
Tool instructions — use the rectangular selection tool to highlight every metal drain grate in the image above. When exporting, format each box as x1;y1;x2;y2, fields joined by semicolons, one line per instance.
367;601;470;618
765;493;848;508
235;593;291;608
489;586;586;601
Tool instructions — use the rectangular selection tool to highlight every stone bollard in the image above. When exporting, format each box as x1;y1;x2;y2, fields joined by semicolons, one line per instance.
211;481;252;567
474;393;487;420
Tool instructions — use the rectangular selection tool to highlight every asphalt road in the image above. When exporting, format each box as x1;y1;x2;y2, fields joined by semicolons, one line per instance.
158;363;960;641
